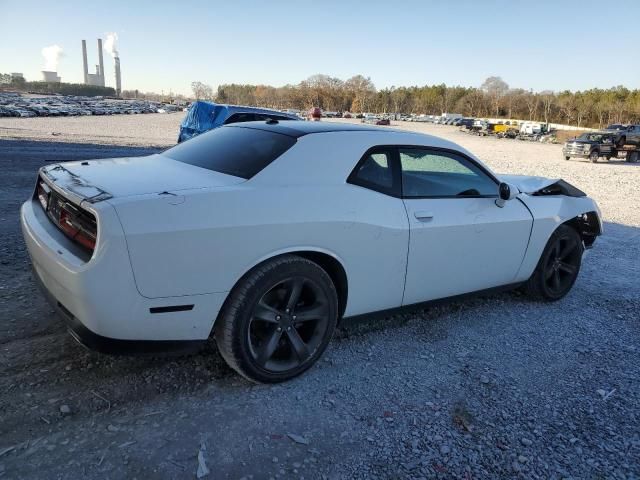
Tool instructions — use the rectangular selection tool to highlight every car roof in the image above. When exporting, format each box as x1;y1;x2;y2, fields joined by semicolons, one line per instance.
225;120;397;138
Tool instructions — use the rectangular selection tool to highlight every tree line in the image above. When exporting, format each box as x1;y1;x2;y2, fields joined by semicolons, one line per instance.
0;74;116;97
194;75;640;129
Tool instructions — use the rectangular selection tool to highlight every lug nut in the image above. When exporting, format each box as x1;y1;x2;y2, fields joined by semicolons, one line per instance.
276;315;281;320
287;326;291;331
277;327;282;332
292;315;297;320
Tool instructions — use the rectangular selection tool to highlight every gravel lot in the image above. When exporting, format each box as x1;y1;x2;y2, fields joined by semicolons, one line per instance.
0;115;639;479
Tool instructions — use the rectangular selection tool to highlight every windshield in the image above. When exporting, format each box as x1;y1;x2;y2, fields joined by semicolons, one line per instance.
576;133;609;142
162;126;296;179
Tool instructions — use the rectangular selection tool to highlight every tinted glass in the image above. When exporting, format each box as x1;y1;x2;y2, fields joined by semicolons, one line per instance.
162;126;296;179
224;113;256;124
399;149;497;198
351;150;394;192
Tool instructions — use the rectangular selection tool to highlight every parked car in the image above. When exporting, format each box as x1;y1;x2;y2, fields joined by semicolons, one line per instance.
309;107;322;121
563;132;619;162
376;118;391;126
178;101;299;142
22;120;602;383
604;124;640;147
520;122;542;135
458;118;475;129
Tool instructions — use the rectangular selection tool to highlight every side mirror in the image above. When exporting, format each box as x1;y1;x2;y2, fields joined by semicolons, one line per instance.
496;182;517;207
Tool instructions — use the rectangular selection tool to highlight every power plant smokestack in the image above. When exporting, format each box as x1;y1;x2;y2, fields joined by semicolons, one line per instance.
81;40;89;84
97;38;105;87
114;56;121;97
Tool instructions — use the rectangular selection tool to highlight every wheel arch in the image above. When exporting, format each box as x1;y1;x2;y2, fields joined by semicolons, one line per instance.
219;248;349;324
560;211;602;248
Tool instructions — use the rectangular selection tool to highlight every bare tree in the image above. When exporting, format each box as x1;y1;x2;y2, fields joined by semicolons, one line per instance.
480;76;509;117
524;91;539;120
191;81;213;101
540;90;555;124
345;75;376;113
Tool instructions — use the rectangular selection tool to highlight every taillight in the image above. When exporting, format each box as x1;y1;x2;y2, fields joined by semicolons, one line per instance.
58;208;97;251
37;182;50;211
36;176;98;254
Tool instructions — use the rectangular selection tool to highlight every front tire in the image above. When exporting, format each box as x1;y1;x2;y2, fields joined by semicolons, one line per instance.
215;255;338;383
524;225;584;301
589;150;599;163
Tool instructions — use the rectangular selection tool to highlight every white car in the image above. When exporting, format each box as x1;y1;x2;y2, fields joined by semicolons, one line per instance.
21;121;602;383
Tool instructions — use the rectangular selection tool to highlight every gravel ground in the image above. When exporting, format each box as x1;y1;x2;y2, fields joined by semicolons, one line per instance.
0;115;639;479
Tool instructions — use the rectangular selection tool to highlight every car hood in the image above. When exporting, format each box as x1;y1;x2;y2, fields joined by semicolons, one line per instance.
498;174;560;194
40;154;245;202
498;174;587;197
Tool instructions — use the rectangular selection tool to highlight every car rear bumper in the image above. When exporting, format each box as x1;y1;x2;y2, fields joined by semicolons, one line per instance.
31;264;205;355
21;199;227;349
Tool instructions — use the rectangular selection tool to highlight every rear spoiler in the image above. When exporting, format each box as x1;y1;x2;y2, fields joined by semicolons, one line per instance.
40;164;112;205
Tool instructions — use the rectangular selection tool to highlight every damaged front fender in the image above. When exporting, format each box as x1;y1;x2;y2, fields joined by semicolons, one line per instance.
498;174;586;197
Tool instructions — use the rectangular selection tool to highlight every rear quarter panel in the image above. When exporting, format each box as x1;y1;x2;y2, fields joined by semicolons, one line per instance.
110;132;412;316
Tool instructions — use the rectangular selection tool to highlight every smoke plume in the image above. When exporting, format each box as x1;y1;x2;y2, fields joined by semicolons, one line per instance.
104;32;119;57
41;45;64;71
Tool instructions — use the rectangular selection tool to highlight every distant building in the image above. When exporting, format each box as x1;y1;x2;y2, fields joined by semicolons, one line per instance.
82;39;105;87
10;73;24;81
87;65;104;86
42;71;61;83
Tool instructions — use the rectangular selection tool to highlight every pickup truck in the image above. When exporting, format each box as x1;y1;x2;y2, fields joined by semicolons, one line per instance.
563;131;619;162
605;124;640;147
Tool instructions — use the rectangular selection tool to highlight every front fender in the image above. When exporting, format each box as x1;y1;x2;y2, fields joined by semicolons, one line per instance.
514;194;601;281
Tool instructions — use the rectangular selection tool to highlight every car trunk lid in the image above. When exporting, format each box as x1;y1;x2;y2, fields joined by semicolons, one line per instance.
41;154;245;202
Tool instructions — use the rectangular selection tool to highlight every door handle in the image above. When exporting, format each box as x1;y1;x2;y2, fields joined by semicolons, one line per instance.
414;211;434;221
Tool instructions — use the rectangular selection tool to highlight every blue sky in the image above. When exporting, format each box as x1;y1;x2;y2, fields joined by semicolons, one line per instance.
1;0;638;96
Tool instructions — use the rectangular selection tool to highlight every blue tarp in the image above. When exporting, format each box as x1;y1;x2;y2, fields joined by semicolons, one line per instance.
177;101;299;143
178;101;223;143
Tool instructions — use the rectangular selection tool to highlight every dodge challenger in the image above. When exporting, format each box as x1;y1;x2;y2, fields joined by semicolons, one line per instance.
21;121;602;382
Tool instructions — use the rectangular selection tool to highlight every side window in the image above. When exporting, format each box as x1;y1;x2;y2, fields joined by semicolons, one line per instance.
224;113;256;124
399;148;497;198
348;149;398;196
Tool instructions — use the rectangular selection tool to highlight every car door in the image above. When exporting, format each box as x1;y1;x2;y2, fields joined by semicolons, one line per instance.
399;147;533;306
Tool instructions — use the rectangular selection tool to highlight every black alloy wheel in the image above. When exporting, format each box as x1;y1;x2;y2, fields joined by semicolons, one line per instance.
542;234;581;297
248;277;330;373
589;150;599;163
215;255;338;383
524;225;583;301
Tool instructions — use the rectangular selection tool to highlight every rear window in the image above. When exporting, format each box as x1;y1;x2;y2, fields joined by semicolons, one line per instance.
162;126;296;179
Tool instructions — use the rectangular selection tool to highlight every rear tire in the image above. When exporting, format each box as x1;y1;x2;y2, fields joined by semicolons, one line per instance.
524;225;583;301
215;255;338;383
627;151;639;163
564;156;570;161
